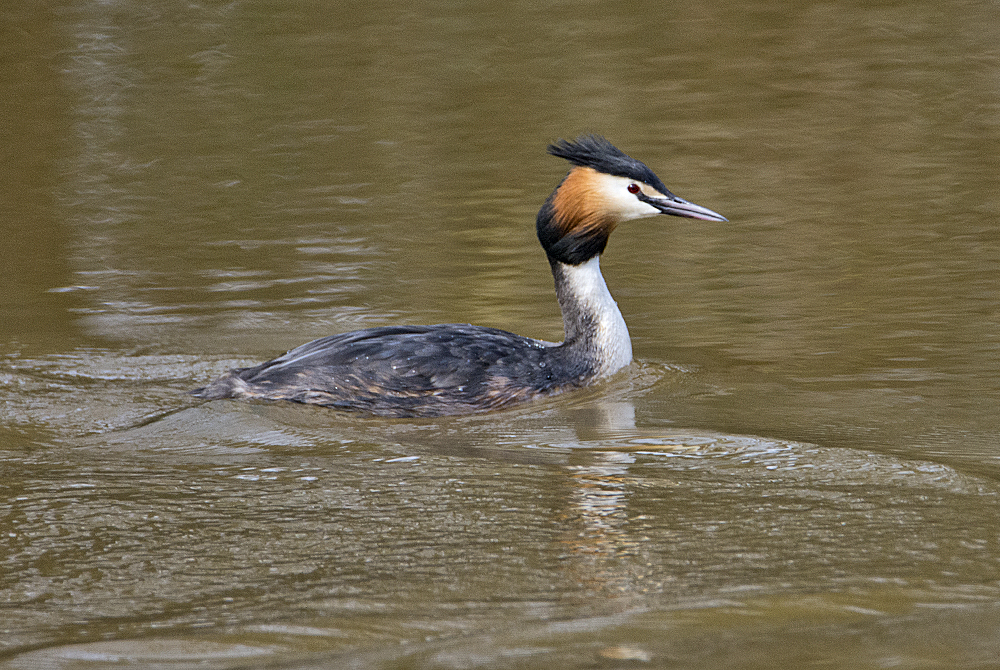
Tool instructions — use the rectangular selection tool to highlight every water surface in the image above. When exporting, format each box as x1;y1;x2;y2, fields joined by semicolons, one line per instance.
2;1;1000;667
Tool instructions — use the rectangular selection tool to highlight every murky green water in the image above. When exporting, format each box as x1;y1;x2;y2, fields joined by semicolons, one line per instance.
3;1;1000;668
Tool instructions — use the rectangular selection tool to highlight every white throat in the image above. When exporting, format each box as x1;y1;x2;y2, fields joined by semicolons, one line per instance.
553;256;633;378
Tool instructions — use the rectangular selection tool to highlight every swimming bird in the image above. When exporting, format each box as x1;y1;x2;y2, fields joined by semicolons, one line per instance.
192;135;726;417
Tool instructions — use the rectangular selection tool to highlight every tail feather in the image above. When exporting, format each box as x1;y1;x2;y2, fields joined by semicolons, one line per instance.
189;371;250;400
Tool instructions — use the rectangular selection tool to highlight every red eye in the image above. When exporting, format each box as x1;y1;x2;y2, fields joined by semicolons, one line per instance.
627;183;641;194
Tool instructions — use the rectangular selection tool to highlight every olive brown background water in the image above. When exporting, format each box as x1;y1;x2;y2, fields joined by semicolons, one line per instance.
2;1;1000;668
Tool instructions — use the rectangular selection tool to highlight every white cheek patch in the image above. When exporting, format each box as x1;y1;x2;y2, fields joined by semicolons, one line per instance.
594;175;663;221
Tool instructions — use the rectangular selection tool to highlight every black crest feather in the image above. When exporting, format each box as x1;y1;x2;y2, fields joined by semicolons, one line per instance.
547;135;672;196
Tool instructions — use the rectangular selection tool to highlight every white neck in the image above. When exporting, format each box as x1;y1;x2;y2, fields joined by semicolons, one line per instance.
551;256;633;378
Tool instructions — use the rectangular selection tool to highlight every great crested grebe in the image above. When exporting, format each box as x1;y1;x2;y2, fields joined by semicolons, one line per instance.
192;135;726;417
